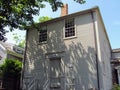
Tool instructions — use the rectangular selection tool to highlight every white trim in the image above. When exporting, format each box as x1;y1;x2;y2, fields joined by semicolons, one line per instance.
63;19;77;40
38;25;48;44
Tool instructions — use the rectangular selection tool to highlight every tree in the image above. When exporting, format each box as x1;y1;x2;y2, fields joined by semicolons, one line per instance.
0;59;22;90
12;16;52;48
13;33;25;48
0;59;22;78
0;0;86;41
39;16;52;22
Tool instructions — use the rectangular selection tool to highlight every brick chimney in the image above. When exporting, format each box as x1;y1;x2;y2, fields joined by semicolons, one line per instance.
61;4;68;16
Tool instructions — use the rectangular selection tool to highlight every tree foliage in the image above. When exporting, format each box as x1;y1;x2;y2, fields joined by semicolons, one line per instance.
13;33;25;48
0;59;22;78
39;16;52;22
0;0;85;41
12;16;52;48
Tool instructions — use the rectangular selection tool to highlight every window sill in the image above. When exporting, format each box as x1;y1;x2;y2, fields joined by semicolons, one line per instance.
63;36;77;40
38;41;47;45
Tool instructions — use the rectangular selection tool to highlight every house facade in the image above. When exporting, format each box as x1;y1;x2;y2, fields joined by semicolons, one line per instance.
0;44;7;64
0;41;24;63
22;6;112;90
111;48;120;85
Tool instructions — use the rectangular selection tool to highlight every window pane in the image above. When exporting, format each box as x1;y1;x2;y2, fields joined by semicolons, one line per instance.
65;18;75;38
39;29;47;42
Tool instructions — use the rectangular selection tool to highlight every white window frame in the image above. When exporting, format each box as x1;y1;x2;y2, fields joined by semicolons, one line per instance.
63;18;77;39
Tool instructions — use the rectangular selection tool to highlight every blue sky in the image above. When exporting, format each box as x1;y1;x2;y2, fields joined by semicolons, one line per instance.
6;0;120;49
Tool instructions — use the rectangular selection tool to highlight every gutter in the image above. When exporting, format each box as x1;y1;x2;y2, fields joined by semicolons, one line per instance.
26;6;99;30
91;11;100;90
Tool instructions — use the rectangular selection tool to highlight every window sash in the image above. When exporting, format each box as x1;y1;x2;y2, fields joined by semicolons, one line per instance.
39;29;47;42
65;18;75;38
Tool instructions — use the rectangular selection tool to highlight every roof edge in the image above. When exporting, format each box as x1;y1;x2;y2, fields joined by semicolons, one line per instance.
112;48;120;53
27;6;99;30
95;7;112;51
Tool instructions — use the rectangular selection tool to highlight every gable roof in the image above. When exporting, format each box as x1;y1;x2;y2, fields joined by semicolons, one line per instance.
0;41;24;58
27;6;99;29
39;6;98;25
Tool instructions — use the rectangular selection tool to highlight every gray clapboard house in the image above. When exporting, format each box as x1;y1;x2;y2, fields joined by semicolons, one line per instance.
22;6;112;90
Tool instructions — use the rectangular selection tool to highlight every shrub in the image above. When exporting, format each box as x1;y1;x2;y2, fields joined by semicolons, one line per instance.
112;84;120;90
0;59;22;78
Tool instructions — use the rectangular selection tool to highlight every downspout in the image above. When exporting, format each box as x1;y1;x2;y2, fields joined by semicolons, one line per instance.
91;11;100;90
20;30;28;89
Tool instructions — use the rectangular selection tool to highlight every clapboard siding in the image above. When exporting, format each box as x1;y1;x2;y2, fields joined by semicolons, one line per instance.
63;13;98;90
23;7;112;90
96;10;112;90
112;52;120;59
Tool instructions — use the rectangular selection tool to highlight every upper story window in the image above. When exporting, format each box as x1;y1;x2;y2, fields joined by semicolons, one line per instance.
39;27;47;43
65;18;75;38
